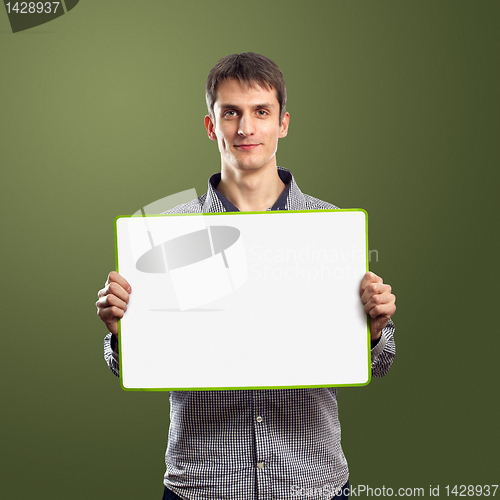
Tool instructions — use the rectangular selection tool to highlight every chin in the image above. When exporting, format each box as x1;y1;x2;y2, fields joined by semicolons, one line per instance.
232;162;266;172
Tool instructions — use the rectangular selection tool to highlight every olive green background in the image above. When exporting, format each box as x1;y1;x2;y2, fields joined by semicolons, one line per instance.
1;1;498;498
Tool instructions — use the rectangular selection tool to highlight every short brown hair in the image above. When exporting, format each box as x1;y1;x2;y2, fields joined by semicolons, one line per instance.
206;52;287;122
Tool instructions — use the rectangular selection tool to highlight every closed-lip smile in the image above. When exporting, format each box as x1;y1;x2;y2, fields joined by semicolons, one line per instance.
234;143;260;150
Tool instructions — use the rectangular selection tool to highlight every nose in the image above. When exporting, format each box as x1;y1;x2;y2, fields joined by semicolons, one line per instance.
237;114;255;137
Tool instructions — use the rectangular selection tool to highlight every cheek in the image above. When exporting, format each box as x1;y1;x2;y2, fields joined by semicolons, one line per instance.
217;135;231;153
265;124;281;140
218;128;237;151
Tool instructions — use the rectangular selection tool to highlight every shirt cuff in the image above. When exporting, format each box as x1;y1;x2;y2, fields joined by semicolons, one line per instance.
371;329;388;357
110;334;119;359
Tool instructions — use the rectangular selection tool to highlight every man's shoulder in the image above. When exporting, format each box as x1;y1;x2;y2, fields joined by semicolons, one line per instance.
161;194;207;215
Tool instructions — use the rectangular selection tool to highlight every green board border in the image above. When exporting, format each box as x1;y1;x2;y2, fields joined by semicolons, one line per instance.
114;209;371;391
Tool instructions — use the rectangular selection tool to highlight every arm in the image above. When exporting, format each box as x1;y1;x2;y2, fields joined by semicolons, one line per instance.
104;332;120;377
370;318;396;378
96;271;132;378
360;272;397;378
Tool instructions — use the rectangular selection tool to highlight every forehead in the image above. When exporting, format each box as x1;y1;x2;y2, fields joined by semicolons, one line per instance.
214;78;278;108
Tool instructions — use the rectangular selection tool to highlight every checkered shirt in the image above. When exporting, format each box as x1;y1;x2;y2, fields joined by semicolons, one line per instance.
104;166;396;500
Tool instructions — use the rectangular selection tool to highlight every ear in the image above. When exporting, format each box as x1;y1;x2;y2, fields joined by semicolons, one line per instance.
279;112;290;138
204;115;217;141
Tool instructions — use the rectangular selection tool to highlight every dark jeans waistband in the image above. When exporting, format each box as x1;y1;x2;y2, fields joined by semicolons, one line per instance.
163;480;350;499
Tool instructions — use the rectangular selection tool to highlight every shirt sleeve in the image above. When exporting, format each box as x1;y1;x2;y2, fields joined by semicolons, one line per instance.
370;319;396;378
104;332;120;378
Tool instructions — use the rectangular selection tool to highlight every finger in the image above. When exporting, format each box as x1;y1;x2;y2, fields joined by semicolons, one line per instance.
96;293;128;313
360;282;391;305
364;293;395;315
97;304;125;337
359;272;383;295
105;271;132;293
365;301;396;319
97;304;126;321
99;281;130;304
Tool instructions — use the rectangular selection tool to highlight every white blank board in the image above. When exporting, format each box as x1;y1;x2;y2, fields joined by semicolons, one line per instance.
115;210;370;390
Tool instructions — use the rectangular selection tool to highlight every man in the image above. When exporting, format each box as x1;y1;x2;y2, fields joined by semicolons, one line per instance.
96;53;396;500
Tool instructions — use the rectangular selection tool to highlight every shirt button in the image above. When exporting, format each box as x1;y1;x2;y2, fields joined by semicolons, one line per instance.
256;416;263;423
257;462;265;469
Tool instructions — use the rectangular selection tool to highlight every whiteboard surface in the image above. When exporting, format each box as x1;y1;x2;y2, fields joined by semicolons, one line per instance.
115;210;370;390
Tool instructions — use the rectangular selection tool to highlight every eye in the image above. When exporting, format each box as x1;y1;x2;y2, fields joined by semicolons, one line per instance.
223;110;237;118
257;110;268;116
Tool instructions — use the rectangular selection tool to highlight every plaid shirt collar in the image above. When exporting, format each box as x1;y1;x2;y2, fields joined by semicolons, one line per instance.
201;166;307;213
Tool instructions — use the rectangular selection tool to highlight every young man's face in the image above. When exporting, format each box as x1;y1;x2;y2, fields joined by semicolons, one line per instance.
204;78;290;175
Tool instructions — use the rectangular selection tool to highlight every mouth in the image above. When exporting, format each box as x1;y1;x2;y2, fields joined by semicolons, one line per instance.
234;144;260;150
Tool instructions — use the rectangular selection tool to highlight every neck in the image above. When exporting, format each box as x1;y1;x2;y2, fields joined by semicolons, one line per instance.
217;163;285;212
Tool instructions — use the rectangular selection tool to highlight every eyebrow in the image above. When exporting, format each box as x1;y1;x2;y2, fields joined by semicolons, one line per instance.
219;102;276;111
